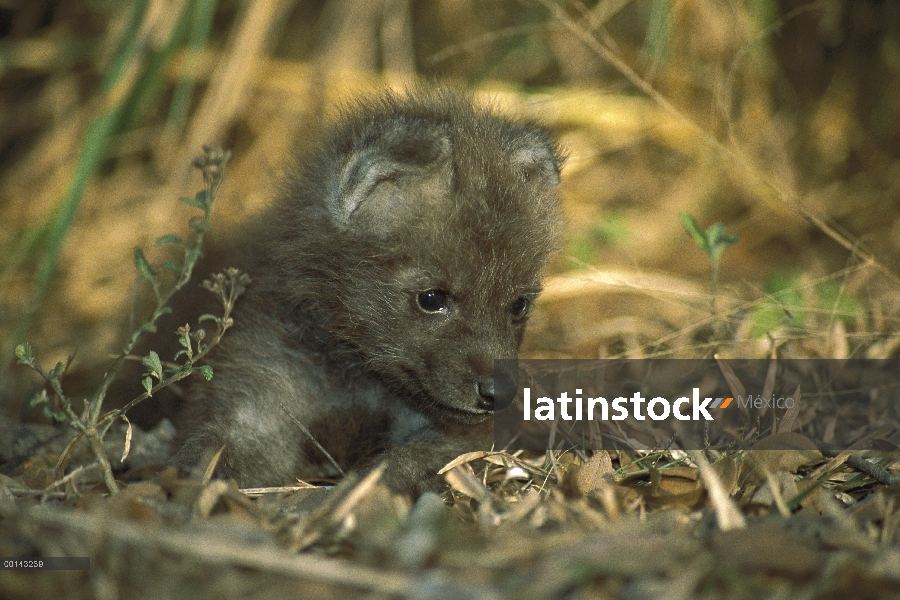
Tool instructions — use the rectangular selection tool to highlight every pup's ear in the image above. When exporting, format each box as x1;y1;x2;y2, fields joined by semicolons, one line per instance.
327;118;451;228
509;129;561;186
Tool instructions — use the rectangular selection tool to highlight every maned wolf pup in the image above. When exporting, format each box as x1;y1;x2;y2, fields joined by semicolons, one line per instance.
171;89;562;495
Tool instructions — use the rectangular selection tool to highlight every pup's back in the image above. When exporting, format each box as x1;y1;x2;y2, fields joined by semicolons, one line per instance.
172;89;562;494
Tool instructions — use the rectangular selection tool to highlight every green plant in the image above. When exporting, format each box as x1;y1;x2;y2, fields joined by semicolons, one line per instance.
15;145;245;494
680;213;738;310
566;213;629;269
3;2;222;370
749;271;862;338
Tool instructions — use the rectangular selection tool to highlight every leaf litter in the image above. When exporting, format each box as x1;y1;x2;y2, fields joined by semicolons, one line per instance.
2;396;899;599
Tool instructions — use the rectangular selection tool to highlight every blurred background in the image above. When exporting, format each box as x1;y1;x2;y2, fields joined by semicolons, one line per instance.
2;0;899;419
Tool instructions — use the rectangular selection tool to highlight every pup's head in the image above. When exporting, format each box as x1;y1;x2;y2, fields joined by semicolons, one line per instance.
274;90;562;425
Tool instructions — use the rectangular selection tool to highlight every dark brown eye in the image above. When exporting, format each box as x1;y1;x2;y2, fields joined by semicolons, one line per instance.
510;296;529;318
417;289;449;313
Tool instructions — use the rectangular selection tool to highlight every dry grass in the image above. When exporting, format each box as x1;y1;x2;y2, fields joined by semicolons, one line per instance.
1;1;900;598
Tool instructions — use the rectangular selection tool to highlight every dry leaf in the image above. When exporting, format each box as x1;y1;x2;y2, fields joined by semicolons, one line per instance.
742;433;823;485
688;450;745;530
710;455;741;496
775;385;802;434
750;471;798;515
575;450;614;496
444;464;489;502
438;451;492;474
120;414;133;463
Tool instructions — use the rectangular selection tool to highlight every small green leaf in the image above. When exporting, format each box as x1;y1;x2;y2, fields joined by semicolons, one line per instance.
712;230;739;254
142;376;153;395
180;194;205;210
15;342;34;366
176;327;193;360
198;365;214;381
679;213;711;256
198;313;218;323
28;389;49;408
157;306;173;317
179;190;209;212
134;247;157;286
706;226;738;265
161;261;184;274
43;404;68;423
48;361;66;380
141;351;163;380
155;234;186;247
139;322;158;334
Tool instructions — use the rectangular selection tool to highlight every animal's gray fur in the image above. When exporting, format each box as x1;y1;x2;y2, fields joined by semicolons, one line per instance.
171;89;563;495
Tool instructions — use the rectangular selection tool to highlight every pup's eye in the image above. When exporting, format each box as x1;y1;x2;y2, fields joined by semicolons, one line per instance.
417;289;449;313
510;296;530;318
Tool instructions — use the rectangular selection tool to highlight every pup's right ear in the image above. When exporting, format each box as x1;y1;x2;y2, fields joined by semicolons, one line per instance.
326;118;451;229
510;131;562;186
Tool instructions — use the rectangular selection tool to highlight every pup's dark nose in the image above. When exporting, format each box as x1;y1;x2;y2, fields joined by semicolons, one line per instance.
476;379;495;410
